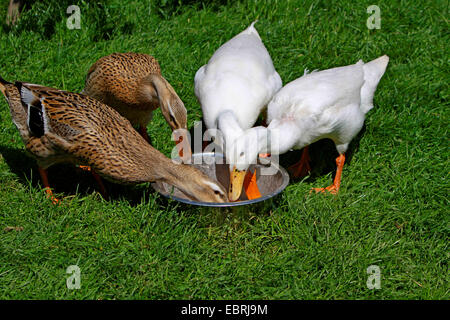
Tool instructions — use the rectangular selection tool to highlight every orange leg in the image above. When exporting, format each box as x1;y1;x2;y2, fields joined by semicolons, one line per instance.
138;126;151;143
91;170;108;200
77;165;108;199
288;146;311;178
38;167;60;204
312;153;345;195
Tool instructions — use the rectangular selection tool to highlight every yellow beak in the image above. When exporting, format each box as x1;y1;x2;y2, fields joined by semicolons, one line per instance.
229;166;246;202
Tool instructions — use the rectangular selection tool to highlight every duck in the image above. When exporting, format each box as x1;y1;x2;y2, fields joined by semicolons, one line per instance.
226;55;390;200
83;52;191;160
194;21;282;201
6;0;24;26
0;77;228;203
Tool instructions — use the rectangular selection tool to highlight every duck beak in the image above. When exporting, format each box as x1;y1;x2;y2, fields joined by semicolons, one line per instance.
229;166;246;201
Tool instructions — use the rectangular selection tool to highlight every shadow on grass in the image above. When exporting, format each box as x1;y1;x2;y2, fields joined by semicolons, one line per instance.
161;191;284;228
0;145;160;206
279;124;367;184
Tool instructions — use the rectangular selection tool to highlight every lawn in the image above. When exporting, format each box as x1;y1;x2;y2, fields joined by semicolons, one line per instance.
0;0;448;299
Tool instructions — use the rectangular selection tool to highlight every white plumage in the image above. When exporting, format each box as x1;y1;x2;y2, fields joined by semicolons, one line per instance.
267;55;389;155
194;21;282;149
229;55;389;196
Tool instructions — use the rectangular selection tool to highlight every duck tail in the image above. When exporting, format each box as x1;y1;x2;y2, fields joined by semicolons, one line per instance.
0;75;12;96
0;77;31;141
360;55;389;113
243;20;260;39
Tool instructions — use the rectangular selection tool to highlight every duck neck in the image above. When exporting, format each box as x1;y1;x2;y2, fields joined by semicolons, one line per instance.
248;126;271;155
144;151;195;194
139;74;172;105
216;110;244;148
145;149;187;186
267;120;301;155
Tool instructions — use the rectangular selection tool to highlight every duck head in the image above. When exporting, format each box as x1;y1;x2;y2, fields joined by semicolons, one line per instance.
142;74;191;160
226;127;269;201
172;164;228;203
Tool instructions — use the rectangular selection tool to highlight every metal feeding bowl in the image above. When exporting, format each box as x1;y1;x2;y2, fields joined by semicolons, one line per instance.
152;153;289;207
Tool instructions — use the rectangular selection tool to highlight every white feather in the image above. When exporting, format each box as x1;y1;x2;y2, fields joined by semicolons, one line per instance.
21;85;51;135
229;56;389;173
266;55;389;154
202;180;225;196
20;85;35;106
194;21;282;166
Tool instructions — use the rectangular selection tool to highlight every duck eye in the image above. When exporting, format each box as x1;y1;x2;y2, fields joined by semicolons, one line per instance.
214;190;220;195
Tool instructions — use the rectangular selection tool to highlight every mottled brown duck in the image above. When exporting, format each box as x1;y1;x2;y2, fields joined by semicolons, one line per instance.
0;77;227;203
83;52;191;159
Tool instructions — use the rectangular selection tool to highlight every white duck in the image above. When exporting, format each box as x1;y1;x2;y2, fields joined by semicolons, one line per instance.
227;55;389;199
194;21;282;201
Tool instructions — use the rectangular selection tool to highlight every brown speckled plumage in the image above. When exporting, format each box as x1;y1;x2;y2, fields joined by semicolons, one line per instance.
0;77;227;203
83;52;187;133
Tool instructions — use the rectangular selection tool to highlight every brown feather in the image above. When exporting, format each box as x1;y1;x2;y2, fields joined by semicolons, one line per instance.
83;52;187;131
0;79;227;202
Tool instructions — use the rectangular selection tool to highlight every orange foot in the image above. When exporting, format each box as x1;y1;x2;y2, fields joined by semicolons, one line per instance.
38;167;60;205
312;184;338;195
311;153;345;195
288;146;311;178
43;187;60;204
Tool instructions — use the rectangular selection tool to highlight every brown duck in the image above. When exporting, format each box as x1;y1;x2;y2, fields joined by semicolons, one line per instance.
83;52;190;159
0;76;228;203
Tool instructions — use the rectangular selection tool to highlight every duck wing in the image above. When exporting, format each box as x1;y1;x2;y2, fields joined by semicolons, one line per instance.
268;56;389;123
268;61;366;123
195;21;281;130
17;83;156;183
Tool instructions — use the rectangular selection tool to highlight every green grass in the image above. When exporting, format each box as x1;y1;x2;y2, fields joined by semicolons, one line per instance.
0;0;448;299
